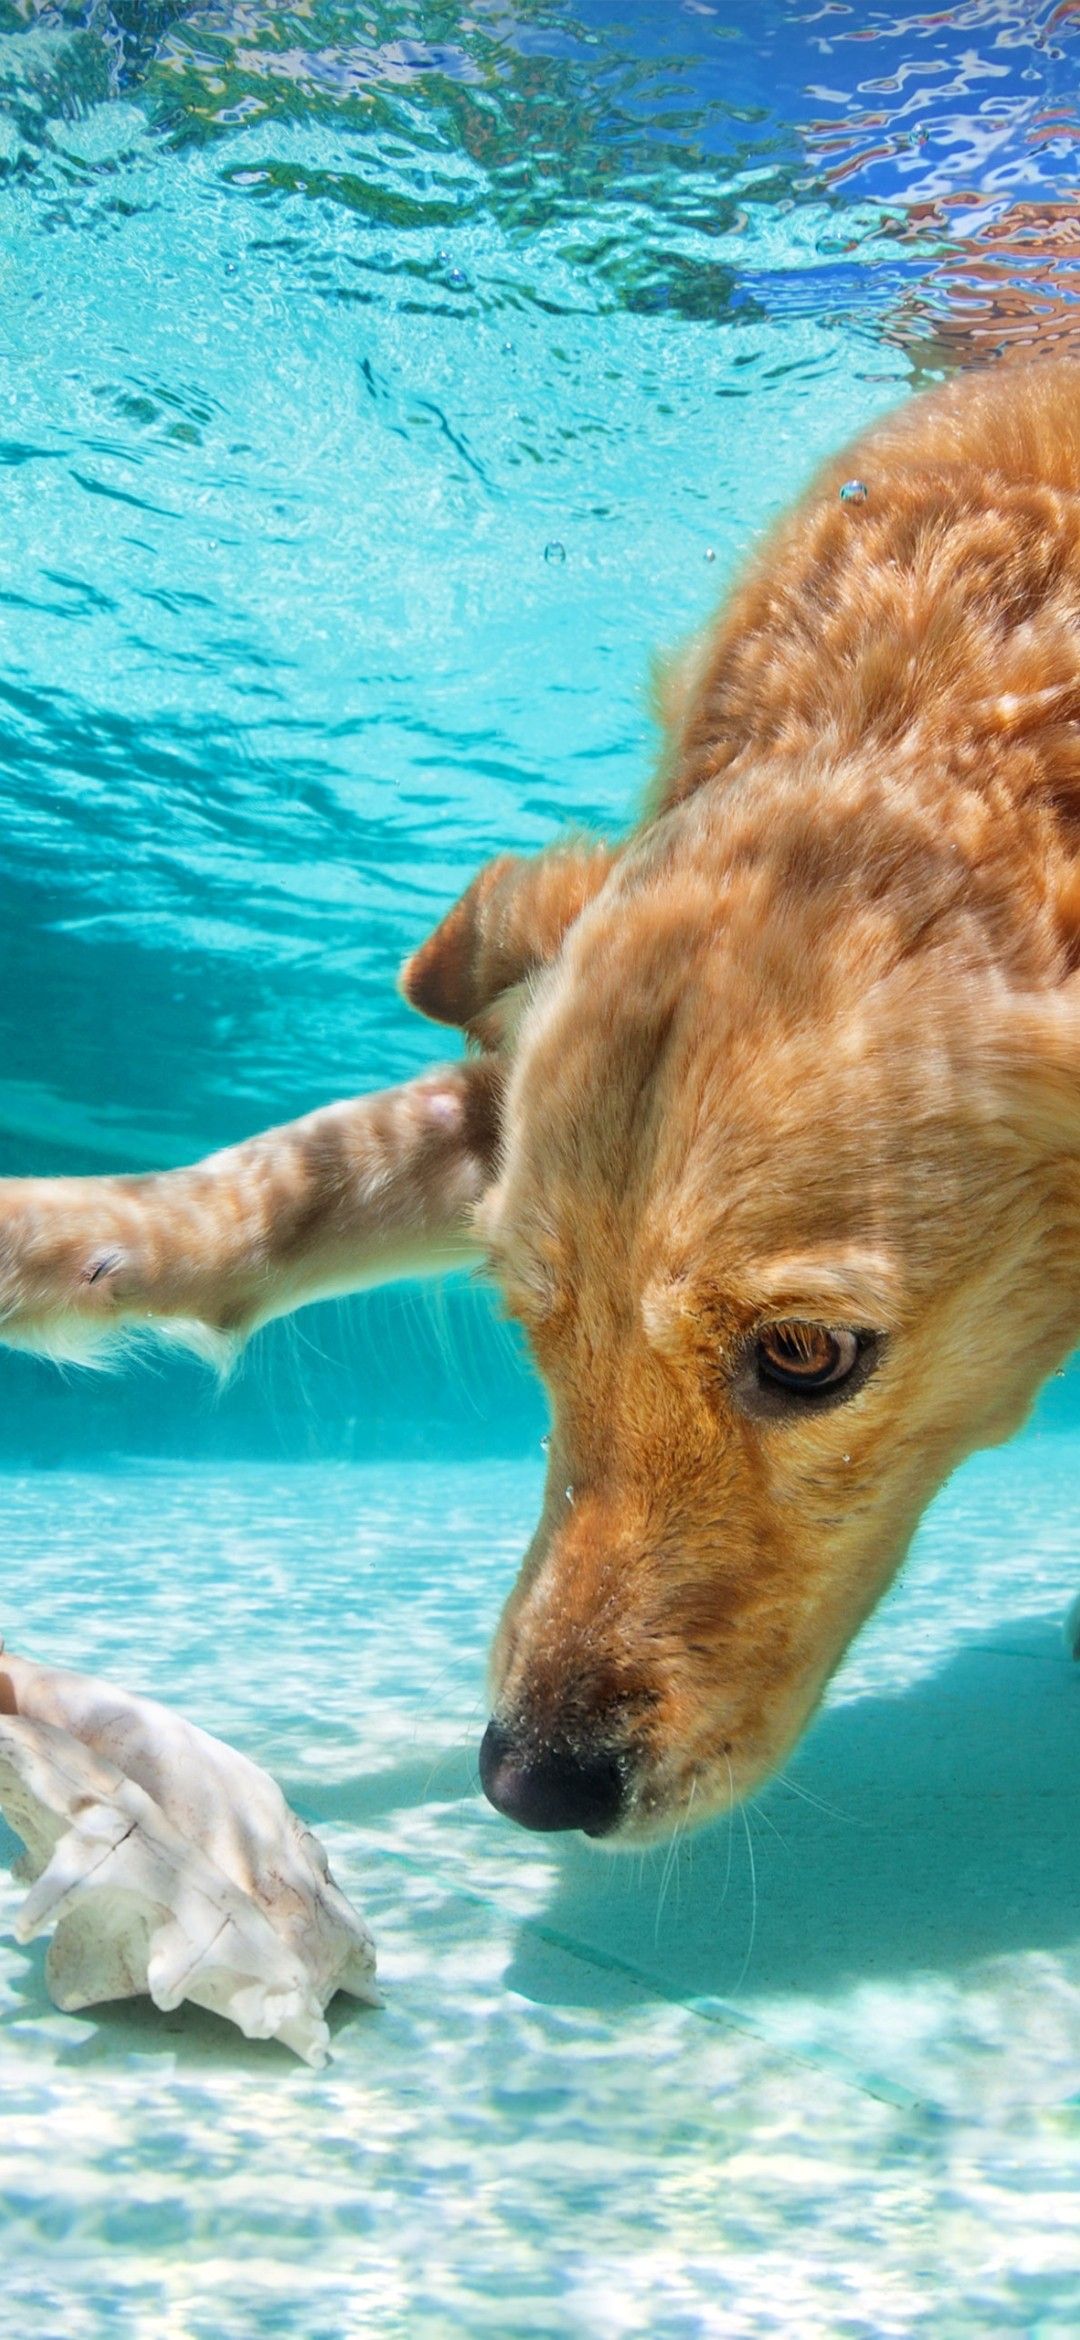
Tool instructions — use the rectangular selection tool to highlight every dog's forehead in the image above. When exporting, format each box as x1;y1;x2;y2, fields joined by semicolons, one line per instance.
508;903;924;1176
496;974;838;1279
491;884;1005;1312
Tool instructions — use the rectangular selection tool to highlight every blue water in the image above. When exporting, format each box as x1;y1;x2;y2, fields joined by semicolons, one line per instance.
1;4;1079;2333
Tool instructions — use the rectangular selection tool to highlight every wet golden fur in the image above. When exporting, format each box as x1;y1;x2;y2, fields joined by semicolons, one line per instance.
2;363;1079;1839
405;362;1080;1831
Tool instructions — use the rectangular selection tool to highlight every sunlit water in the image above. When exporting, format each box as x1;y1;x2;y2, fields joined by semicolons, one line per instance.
1;5;1079;2334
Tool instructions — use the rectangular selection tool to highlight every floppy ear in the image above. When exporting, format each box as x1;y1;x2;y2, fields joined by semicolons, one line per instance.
400;841;616;1043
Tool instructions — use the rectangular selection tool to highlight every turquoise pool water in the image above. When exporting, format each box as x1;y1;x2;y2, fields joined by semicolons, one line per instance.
1;4;1079;2333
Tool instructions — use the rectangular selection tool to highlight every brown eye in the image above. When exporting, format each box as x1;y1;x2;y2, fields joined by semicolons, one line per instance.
756;1321;860;1393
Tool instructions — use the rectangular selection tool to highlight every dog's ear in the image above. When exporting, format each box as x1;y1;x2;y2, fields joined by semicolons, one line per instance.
400;841;616;1042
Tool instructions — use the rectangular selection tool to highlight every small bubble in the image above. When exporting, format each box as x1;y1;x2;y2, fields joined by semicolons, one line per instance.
839;479;868;504
544;540;566;565
704;546;716;562
565;1485;574;1505
540;1434;551;1453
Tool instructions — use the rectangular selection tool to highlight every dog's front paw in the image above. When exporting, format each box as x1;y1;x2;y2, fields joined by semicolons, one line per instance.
0;1180;157;1362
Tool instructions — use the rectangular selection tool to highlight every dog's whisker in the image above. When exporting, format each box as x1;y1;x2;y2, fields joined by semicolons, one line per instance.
747;1791;790;1858
717;1752;737;1913
653;1797;687;1939
772;1766;856;1825
677;1774;698;1918
731;1796;758;1999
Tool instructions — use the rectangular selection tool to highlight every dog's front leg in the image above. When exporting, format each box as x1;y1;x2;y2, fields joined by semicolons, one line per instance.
0;1058;500;1368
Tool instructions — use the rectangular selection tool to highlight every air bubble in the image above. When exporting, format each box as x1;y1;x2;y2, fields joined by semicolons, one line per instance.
544;540;566;565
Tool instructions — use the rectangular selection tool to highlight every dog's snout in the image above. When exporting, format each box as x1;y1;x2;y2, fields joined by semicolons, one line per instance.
479;1718;625;1837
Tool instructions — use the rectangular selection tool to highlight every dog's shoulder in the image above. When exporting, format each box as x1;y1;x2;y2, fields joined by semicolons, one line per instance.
653;364;1080;843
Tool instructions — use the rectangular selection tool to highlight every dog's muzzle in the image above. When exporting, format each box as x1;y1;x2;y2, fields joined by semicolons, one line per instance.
478;1717;625;1837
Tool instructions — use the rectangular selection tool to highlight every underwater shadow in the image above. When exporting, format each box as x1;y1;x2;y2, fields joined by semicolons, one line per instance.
289;1742;480;1827
502;1614;1080;2011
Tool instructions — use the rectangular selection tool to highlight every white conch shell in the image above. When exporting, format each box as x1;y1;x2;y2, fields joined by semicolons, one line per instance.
0;1645;379;2067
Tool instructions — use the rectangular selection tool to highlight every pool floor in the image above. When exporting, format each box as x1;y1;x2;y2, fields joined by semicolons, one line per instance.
1;1437;1078;2335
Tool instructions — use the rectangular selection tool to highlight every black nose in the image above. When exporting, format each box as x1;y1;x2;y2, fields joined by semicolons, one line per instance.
479;1719;625;1837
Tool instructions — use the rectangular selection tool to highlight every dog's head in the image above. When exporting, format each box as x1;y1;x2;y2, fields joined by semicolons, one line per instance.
402;768;1080;1843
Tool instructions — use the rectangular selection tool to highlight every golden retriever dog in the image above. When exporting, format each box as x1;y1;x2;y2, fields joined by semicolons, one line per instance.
2;363;1078;1845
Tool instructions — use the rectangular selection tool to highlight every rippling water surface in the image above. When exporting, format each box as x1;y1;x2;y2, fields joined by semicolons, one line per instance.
1;13;1080;2330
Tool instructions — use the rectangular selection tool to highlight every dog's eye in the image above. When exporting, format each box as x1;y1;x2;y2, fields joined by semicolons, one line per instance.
756;1321;860;1393
731;1319;884;1421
